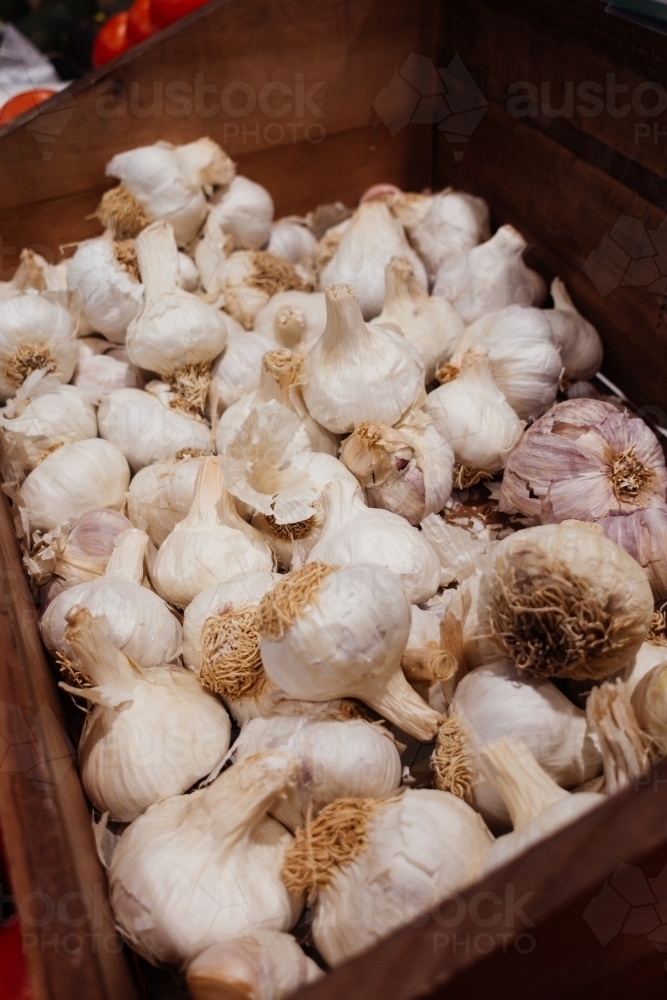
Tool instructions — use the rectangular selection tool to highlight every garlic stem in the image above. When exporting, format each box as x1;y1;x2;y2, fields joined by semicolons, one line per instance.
482;738;568;830
187;457;225;530
103;528;148;585
362;669;441;741
134;222;180;301
320;284;371;351
64;607;138;690
204;751;297;849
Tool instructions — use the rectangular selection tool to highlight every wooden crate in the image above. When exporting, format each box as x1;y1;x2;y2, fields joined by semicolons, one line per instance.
1;1;667;997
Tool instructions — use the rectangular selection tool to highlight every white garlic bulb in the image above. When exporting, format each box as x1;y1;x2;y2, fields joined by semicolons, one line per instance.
373;257;464;381
545;278;603;382
499;398;667;521
0;292;77;401
0;371;97;481
209;326;276;413
62;608;230;823
301;284;424;434
67;237;143;343
28;508;133;588
198;176;274;264
340;410;454;525
307;478;440;603
126;222;227;415
281;790;492;966
480;739;604;872
599;508;667;600
105;137;235;246
477;523;654;681
267;220;317;264
631;660;667;758
0;248;59;301
41;528;182;671
109;752;302;965
320;200;427;319
207;251;309;330
254;290;326;352
177;251;200;291
19;438;130;533
73;347;142;396
151;457;274;609
433;225;546;324
258;562;442;740
432;659;602;830
216;348;337;456
231;715;402;830
423;347;524;482
185;930;321;1000
127;451;208;546
623;636;667;694
97;385;212;473
444;305;562;420
393;189;490;284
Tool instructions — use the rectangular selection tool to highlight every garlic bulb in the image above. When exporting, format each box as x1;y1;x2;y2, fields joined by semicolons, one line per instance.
151;457;274;609
109;752;302;965
97;385;212;473
73;346;142;395
301;284;424;434
127;451;208;546
433;225;546;324
231;716;402;830
41;529;182;671
177;251;200;291
67;237;143;343
258;562;442;740
499;398;667;521
0;292;77;401
442;305;562;420
209;327;276;413
105;137;235;245
340;410;454;525
423;348;524;484
216;348;337;456
432;658;602;829
307;478;440;603
623;632;667;693
199;176;274;261
373;257;464;381
545;278;603;382
126;222;227;415
185;930;321;1000
19;438;130;533
477;523;653;681
480;739;604;872
28;508;133;588
631;660;667;757
0;249;59;301
393;189;490;284
310;218;350;280
254;290;326;353
320;200;427;319
598;508;667;600
267;220;317;264
0;371;97;481
207;251;309;330
402;606;459;713
281;789;492;966
62;608;230;823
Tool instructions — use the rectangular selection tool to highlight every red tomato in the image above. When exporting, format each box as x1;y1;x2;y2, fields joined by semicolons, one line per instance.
0;89;56;126
92;11;131;68
149;0;210;29
127;0;156;44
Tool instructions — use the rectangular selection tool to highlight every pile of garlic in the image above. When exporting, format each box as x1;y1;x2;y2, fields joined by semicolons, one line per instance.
4;136;667;996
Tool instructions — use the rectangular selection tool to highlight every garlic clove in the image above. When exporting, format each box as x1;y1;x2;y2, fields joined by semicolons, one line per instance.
254;290;327;352
0;292;77;402
177;251;200;292
545;278;603;382
267;220;317;265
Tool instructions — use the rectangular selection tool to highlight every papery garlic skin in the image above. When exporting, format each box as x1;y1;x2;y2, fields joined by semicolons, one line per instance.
73;349;142;396
232;716;402;831
254;290;327;353
373;257;464;382
19;438;130;533
109;752;302;965
152;457;274;609
395;190;490;284
41;529;182;670
185;930;321;1000
307;478;440;603
434;225;546;324
0;372;98;481
267;221;317;264
424;348;524;476
98;386;212;473
67;238;143;343
29;508;134;589
478;523;653;681
340;411;454;526
301;284;424;434
598;508;667;600
0;293;77;401
210;327;276;413
259;562;442;740
447;305;561;420
499;398;667;521
320;200;427;319
177;252;200;291
419;514;494;588
545;278;603;382
0;249;59;301
439;659;602;829
127;452;208;547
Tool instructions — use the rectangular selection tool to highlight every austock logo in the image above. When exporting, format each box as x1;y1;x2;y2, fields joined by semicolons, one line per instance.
584;862;667;968
373;53;488;160
583;215;667;299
